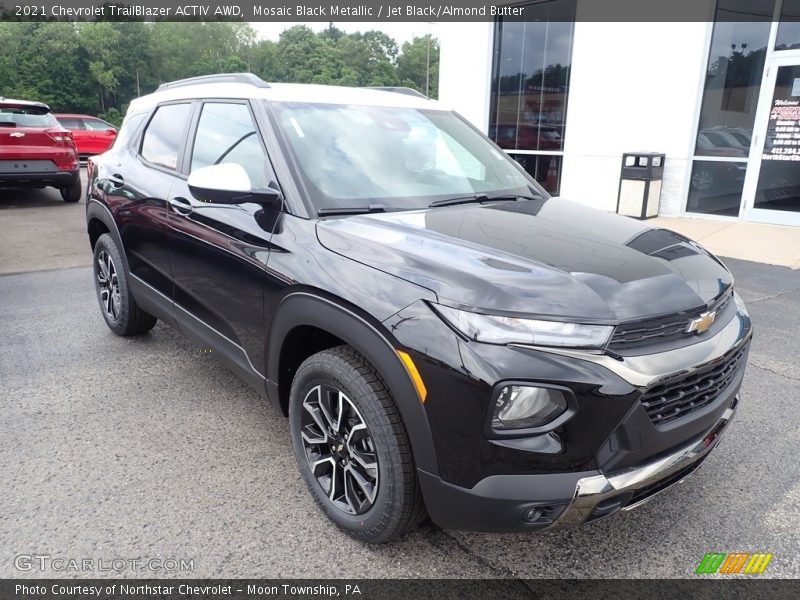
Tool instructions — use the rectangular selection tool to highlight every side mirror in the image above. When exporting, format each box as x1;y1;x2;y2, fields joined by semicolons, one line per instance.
187;163;282;205
106;128;117;135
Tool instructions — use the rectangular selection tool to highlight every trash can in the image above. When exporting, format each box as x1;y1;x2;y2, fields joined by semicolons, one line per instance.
616;152;665;219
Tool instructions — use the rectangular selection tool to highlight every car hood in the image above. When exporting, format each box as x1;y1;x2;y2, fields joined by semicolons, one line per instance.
316;198;733;321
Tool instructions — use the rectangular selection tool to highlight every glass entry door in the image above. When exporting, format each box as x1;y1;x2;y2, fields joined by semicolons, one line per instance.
742;54;800;225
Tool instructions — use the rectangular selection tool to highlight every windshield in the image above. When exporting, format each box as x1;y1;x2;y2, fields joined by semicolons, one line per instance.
0;105;58;128
271;102;544;212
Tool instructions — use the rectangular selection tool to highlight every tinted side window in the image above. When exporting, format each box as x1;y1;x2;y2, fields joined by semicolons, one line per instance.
113;113;146;152
190;102;268;188
84;118;113;130
59;117;84;129
141;103;192;170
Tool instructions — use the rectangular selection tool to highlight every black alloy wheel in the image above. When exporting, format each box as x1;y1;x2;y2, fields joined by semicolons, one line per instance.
299;383;379;515
92;233;157;336
96;248;122;323
288;346;427;543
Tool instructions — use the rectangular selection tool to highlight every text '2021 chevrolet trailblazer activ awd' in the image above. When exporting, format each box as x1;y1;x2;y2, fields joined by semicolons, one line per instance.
85;74;751;543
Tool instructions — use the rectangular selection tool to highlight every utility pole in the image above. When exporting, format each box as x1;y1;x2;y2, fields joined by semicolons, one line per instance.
425;22;434;97
425;29;431;97
136;68;141;97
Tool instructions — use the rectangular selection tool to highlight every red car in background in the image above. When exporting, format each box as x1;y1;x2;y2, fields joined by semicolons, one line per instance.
0;98;82;202
55;114;117;158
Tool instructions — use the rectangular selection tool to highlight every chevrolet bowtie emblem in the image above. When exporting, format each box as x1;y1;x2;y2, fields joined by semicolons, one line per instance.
687;311;716;334
9;132;24;138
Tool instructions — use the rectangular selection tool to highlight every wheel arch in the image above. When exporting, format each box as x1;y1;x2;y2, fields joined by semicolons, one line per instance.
267;291;439;476
86;200;123;253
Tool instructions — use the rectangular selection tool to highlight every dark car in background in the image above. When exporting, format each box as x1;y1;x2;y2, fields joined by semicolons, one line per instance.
56;114;117;159
0;99;81;202
85;74;752;543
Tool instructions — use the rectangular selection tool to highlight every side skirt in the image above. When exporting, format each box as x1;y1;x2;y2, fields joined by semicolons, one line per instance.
129;273;269;401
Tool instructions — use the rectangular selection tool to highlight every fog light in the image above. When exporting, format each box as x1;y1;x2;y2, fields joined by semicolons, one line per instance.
492;385;567;431
519;506;543;524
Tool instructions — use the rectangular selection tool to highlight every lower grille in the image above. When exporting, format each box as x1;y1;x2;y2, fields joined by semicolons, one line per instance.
639;345;747;425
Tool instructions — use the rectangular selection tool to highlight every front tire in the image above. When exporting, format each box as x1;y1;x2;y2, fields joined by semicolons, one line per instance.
289;346;426;543
92;233;157;336
60;181;81;203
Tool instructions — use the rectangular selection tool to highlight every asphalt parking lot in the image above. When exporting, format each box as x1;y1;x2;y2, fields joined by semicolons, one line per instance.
1;176;799;579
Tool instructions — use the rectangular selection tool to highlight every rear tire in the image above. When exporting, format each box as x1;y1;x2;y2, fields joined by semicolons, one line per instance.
92;233;157;336
60;181;81;203
289;346;426;543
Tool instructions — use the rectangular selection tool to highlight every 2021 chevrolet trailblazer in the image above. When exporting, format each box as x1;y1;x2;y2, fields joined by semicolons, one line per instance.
85;73;752;542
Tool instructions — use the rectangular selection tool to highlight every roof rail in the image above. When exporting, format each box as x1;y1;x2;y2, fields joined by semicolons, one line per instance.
157;73;270;92
366;86;429;99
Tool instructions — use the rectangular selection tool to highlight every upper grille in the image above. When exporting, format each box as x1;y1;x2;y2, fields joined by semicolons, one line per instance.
609;291;732;351
639;344;747;425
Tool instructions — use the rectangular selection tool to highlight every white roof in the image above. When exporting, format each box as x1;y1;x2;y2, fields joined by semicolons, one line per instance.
127;80;445;117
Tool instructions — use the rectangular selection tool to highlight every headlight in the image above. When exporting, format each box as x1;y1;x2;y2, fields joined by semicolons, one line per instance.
434;305;613;348
733;291;749;316
492;385;568;430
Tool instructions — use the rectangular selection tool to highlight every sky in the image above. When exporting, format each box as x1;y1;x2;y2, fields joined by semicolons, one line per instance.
249;22;435;46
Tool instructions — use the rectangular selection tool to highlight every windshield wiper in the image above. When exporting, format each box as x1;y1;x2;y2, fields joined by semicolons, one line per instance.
428;193;490;208
485;193;541;202
317;204;389;217
428;193;539;208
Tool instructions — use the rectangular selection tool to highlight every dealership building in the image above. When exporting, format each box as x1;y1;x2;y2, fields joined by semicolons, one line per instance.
438;0;800;227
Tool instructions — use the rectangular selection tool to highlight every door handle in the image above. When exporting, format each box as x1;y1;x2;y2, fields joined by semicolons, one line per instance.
168;196;194;215
107;173;124;188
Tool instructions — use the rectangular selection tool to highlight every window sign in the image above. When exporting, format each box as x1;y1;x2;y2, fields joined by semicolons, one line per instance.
762;70;800;162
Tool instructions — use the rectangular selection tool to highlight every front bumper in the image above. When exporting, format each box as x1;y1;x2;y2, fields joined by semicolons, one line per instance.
384;293;751;532
553;398;736;527
419;393;738;532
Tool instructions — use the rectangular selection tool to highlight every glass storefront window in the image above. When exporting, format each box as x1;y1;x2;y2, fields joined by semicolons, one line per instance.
754;64;800;213
489;0;575;194
689;0;774;217
490;2;575;153
776;0;800;50
694;1;775;158
687;161;748;216
510;154;563;195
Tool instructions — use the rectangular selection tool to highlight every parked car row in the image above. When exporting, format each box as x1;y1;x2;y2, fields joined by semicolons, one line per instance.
0;97;117;203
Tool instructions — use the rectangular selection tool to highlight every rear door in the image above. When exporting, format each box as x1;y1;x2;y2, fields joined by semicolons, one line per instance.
82;117;117;154
110;101;194;301
57;117;88;154
167;100;280;379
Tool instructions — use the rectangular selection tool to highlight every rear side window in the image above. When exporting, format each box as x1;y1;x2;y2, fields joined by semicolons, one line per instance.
140;103;192;170
58;117;84;129
112;113;146;152
190;102;269;188
83;118;113;131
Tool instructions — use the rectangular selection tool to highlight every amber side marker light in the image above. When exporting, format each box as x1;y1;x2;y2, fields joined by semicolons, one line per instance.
397;350;427;403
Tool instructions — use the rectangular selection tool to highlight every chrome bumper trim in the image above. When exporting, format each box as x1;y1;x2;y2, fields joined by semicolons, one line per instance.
513;307;751;388
548;399;737;529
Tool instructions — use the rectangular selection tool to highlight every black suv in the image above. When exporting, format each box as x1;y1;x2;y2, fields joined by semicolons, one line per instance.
86;73;752;543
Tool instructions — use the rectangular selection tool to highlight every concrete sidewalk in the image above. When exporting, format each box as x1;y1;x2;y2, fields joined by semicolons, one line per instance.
651;216;800;269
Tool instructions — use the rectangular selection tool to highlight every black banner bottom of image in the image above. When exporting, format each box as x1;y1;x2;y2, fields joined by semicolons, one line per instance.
2;579;800;600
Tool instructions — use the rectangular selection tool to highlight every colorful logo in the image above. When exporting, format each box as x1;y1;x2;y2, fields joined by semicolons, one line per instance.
696;552;773;574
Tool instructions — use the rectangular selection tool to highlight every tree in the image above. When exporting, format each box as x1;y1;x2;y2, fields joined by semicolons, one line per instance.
0;22;439;114
78;22;123;112
396;35;440;98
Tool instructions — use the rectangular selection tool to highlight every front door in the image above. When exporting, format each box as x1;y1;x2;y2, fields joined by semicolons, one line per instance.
167;100;280;381
742;54;800;225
